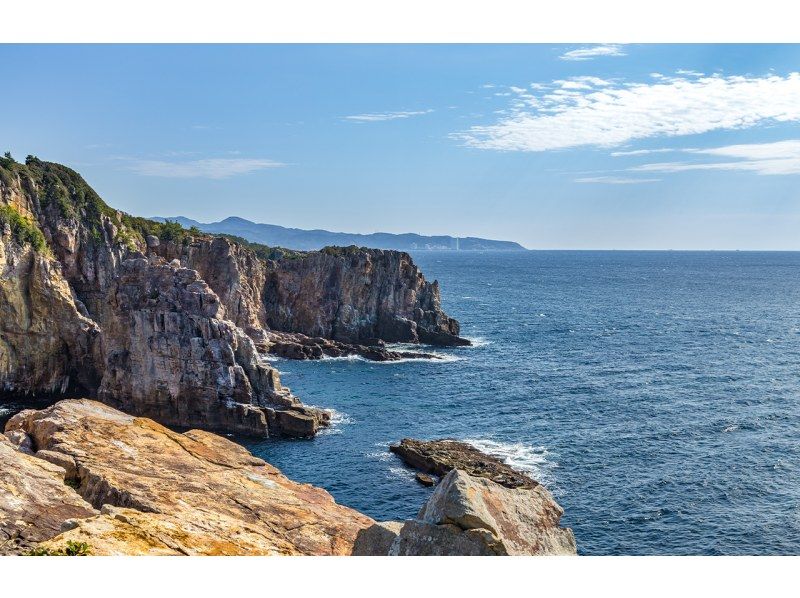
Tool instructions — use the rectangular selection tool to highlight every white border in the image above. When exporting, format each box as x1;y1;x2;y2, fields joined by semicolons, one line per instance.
2;555;800;596
0;0;798;42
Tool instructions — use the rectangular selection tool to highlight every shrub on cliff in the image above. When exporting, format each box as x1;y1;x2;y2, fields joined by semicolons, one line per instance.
0;204;48;252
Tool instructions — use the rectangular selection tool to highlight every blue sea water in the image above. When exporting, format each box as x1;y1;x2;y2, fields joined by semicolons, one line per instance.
244;250;800;555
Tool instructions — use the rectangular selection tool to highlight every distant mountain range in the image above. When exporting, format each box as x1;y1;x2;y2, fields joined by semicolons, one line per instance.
152;216;527;252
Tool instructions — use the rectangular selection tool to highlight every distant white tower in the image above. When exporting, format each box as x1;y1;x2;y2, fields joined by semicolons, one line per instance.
455;237;460;251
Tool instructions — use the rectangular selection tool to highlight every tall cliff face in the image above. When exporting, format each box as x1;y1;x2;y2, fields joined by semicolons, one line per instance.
263;247;468;346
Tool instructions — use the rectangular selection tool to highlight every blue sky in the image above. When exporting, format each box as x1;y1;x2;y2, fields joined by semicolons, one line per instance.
2;44;800;249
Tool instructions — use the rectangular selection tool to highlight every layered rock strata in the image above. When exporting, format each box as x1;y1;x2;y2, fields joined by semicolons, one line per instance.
2;400;373;555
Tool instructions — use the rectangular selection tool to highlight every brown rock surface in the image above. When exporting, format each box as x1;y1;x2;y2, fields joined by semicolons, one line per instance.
390;438;537;489
0;433;97;555
5;399;373;555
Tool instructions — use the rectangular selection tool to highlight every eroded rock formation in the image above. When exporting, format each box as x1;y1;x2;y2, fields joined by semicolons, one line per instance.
353;469;577;556
262;246;470;346
2;400;373;555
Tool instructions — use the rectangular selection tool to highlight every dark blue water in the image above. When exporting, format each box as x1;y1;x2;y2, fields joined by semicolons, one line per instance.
248;251;800;555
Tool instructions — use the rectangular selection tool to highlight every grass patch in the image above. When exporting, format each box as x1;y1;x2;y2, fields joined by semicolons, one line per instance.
26;540;91;556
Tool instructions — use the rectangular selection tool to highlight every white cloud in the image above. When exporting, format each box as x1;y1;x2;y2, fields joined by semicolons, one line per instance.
559;44;626;61
632;140;800;176
458;73;800;152
128;158;285;179
574;176;660;184
345;109;433;122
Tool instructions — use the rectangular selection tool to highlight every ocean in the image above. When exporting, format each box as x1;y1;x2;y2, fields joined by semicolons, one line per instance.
244;250;800;555
3;250;799;555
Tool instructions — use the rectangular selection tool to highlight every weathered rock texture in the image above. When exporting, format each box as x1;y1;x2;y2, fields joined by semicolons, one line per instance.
3;400;373;555
390;438;537;489
262;246;470;346
353;469;577;556
0;433;97;555
2;157;466;435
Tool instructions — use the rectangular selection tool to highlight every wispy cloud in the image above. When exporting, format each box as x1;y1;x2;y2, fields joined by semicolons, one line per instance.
345;109;433;122
574;176;660;184
457;72;800;152
610;148;683;157
559;44;626;61
632;140;800;176
128;158;285;179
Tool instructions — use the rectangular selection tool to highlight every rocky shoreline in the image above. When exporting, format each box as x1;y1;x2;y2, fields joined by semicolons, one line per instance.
1;400;575;556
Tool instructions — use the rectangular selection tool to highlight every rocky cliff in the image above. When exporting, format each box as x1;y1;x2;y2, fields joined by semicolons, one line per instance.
263;246;469;346
0;155;467;435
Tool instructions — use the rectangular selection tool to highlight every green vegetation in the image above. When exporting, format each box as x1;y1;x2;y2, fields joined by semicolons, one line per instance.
218;232;307;261
0;153;312;263
26;540;91;556
0;204;48;252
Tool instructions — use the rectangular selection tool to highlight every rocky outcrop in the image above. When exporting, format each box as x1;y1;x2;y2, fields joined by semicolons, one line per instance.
263;246;470;346
97;256;327;437
353;469;577;556
3;400;373;555
264;330;442;362
390;438;536;488
0;238;101;396
156;236;469;355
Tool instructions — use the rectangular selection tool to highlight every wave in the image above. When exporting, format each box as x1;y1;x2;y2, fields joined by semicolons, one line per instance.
319;352;462;364
463;336;492;348
462;437;556;487
308;406;353;436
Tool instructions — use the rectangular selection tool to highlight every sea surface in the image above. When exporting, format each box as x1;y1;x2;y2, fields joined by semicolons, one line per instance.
246;251;800;555
3;251;800;555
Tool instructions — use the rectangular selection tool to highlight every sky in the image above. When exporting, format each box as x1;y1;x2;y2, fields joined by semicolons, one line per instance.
1;43;800;249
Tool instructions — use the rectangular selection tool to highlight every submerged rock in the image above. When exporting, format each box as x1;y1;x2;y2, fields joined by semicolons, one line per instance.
264;330;443;362
3;399;373;555
355;469;576;556
390;438;537;489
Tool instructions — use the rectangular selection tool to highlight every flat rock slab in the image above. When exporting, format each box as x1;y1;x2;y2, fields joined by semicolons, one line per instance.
390;438;537;489
4;399;373;555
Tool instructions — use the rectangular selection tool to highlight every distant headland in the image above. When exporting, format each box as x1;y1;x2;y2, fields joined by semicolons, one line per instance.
152;216;527;252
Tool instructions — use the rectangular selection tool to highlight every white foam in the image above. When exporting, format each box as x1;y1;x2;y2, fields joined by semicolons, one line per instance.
319;352;462;365
463;336;492;348
307;406;353;436
462;437;556;487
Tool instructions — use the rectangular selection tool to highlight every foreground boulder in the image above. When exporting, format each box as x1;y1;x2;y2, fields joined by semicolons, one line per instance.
3;400;373;555
353;469;576;556
390;438;536;488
